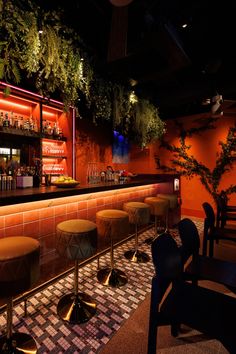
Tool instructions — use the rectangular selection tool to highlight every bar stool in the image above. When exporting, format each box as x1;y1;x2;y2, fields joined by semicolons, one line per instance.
144;197;169;243
157;193;179;229
0;236;40;354
56;219;97;324
123;201;150;263
96;209;129;287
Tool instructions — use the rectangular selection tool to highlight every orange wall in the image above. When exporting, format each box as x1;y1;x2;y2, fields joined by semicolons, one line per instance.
152;114;236;217
75;114;236;217
75;119;128;184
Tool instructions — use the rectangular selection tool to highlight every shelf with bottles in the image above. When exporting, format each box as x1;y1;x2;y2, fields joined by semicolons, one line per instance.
42;139;67;158
42;157;67;176
42;105;68;141
0;91;40;135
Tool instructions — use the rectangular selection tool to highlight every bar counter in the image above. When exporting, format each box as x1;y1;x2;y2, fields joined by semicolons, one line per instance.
0;174;180;286
0;174;174;206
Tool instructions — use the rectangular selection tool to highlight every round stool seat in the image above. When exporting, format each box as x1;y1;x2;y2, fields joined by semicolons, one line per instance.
144;197;169;242
0;236;40;354
157;193;178;210
144;197;169;216
56;219;97;324
96;209;129;287
123;202;150;225
123;202;150;263
56;219;97;260
96;209;129;244
0;236;40;298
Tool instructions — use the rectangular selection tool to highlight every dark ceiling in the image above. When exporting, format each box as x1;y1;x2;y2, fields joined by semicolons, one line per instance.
38;0;236;120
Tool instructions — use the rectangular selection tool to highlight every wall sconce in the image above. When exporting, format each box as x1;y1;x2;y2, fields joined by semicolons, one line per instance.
174;178;180;191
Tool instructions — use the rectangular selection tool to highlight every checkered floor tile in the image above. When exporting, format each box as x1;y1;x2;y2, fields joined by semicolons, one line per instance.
0;219;204;354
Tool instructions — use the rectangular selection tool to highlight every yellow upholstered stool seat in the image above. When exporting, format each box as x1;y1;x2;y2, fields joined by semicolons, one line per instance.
157;193;179;228
123;202;150;262
144;197;169;239
0;236;40;354
157;193;178;210
96;209;129;287
56;219;97;324
56;219;97;260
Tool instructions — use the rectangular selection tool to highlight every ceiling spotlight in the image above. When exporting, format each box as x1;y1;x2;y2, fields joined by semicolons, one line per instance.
182;23;188;28
129;78;138;87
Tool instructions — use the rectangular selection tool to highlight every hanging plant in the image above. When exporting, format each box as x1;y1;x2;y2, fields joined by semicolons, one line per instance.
112;84;132;132
0;0;94;109
87;76;113;123
129;98;166;148
0;0;165;146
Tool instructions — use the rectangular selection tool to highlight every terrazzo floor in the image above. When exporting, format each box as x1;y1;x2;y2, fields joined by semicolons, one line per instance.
0;219;204;354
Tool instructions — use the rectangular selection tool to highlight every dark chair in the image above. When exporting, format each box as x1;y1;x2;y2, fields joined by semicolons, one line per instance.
216;193;236;228
148;231;182;354
202;201;236;257
178;217;200;262
147;224;236;354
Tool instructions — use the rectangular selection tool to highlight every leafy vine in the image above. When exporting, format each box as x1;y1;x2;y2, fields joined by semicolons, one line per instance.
158;117;236;202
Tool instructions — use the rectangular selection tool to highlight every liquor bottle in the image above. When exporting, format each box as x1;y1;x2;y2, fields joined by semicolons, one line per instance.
53;122;59;137
9;111;14;127
34;117;38;132
3;113;9;127
14;115;19;129
0;112;3;127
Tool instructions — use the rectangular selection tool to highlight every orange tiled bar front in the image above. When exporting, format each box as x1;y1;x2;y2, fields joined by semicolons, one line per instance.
0;184;158;268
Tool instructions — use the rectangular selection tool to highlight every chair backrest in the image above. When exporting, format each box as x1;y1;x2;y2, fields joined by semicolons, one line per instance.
151;231;182;280
148;231;182;354
177;218;200;262
202;202;215;228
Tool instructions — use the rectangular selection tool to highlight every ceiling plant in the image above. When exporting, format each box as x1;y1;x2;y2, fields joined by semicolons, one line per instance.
0;0;166;147
0;0;93;109
129;97;166;148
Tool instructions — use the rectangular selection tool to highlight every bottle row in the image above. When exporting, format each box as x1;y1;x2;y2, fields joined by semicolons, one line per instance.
0;111;38;132
0;111;64;139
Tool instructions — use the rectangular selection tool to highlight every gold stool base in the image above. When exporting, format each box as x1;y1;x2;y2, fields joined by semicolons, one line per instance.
57;293;97;324
97;268;128;287
124;250;150;263
0;332;38;353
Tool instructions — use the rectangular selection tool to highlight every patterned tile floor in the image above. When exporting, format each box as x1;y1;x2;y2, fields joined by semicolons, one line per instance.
0;218;204;354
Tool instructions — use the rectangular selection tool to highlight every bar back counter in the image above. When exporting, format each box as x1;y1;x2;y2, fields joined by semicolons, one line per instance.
0;174;180;300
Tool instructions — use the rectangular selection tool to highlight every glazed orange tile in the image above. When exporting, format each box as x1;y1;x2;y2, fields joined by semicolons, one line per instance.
78;201;87;210
23;221;40;238
66;203;78;213
5;225;24;237
40;207;54;219
5;213;23;227
40;217;55;236
24;209;40;223
87;199;97;209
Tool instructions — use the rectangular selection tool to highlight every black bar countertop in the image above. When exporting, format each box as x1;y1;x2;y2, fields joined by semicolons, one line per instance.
0;174;179;206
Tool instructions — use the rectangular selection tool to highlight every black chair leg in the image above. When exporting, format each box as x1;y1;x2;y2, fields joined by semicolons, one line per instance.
209;239;214;258
202;235;208;256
